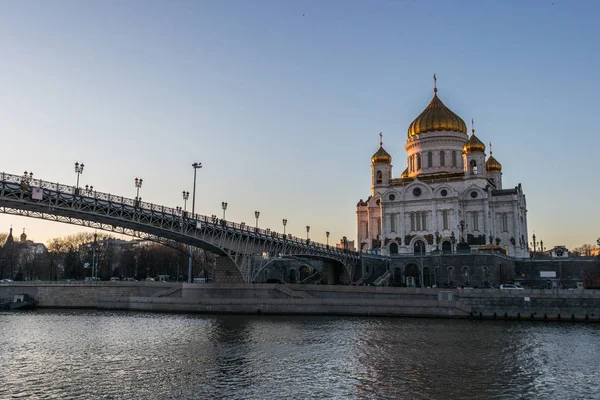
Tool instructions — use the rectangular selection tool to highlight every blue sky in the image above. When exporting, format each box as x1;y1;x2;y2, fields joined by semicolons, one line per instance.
0;0;598;249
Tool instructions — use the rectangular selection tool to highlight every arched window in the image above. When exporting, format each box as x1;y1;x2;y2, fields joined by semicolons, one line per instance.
452;151;457;167
427;151;433;168
376;170;382;184
390;214;396;232
470;160;477;175
501;214;508;232
390;243;399;254
442;210;448;230
416;153;422;170
440;151;446;166
447;266;455;286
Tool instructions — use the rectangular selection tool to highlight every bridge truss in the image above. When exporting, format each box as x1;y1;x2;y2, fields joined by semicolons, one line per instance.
0;172;360;283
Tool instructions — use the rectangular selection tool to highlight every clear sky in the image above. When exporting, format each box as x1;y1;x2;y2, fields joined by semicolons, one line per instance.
0;0;598;249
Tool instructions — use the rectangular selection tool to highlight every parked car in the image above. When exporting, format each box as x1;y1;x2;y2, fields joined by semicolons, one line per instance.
500;284;524;290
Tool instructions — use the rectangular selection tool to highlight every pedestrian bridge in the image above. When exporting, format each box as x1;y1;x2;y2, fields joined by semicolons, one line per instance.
0;172;362;283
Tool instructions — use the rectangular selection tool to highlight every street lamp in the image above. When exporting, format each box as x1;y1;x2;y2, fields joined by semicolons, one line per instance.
182;191;189;211
326;231;330;247
306;225;310;240
74;162;84;193
222;202;228;220
189;162;202;283
21;171;33;188
450;231;456;253
282;219;287;236
255;211;260;230
530;232;540;257
134;177;143;200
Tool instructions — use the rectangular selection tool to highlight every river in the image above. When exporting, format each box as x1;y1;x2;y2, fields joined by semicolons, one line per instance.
1;310;599;399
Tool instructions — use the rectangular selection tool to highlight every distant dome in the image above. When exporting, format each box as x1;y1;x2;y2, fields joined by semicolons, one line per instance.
372;146;392;164
463;133;486;154
486;154;502;172
408;86;467;137
371;133;392;164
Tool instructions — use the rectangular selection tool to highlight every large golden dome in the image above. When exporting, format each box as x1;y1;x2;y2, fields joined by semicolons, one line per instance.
407;88;467;137
463;133;486;154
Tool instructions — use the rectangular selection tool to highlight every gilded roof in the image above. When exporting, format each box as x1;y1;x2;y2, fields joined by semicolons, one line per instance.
486;154;502;172
372;146;392;164
407;90;467;137
463;133;486;154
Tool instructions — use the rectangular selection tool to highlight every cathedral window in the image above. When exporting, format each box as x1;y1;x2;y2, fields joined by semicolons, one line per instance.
410;213;415;231
473;212;479;231
427;151;433;168
410;212;427;231
390;214;396;232
470;160;477;175
416;153;422;170
416;213;421;231
442;210;448;230
452;151;457;167
376;170;382;184
421;212;427;231
440;151;446;166
501;214;508;232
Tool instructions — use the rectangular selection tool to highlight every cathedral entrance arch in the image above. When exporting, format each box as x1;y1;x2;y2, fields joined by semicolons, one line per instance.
413;240;426;255
404;263;420;287
390;243;399;254
442;241;452;254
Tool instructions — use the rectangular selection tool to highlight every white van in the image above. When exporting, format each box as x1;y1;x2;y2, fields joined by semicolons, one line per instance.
110;277;120;282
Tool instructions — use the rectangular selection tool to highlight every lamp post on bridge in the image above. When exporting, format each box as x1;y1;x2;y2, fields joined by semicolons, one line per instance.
282;219;287;236
74;162;84;194
530;233;540;257
188;162;202;284
326;231;330;248
182;191;189;212
134;177;143;201
306;226;310;243
450;231;456;254
221;202;228;220
21;171;33;188
255;211;260;231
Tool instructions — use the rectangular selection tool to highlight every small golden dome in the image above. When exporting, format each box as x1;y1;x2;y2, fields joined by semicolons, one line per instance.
401;168;409;178
486;155;502;172
463;133;486;154
371;132;392;164
407;84;467;137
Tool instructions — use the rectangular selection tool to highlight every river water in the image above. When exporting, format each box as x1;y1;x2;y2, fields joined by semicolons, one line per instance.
1;310;599;400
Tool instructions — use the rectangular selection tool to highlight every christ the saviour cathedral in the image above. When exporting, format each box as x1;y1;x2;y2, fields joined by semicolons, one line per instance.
356;77;529;259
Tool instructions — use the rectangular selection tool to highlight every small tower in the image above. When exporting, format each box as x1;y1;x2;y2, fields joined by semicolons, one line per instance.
20;228;27;243
486;143;503;189
462;119;486;176
371;132;392;195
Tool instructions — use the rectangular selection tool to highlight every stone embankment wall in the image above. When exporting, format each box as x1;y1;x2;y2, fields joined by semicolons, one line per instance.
3;282;600;321
0;282;181;308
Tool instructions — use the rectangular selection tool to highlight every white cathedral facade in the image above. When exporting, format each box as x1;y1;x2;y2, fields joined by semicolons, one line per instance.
356;80;529;259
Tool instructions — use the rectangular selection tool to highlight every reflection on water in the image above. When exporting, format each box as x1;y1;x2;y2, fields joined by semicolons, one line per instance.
1;310;599;399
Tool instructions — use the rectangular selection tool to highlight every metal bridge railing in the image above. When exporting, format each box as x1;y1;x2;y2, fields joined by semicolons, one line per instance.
1;171;357;258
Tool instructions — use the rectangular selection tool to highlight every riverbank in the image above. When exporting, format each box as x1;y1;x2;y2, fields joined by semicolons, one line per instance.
2;282;600;321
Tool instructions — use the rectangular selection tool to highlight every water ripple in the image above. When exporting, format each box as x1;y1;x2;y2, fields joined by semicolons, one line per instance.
1;311;599;399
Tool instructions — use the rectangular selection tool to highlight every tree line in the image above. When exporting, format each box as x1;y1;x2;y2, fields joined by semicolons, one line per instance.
1;231;216;281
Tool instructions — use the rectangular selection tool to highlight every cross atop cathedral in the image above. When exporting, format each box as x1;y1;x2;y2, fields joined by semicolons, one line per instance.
433;73;437;93
471;118;475;134
379;132;383;147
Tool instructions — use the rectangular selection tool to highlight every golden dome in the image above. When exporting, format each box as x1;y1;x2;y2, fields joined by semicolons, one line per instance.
407;87;467;137
401;168;409;178
486;155;502;172
462;133;486;154
371;132;392;164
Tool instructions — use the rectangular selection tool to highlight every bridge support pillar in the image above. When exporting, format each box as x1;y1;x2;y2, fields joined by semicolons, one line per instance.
214;256;245;284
